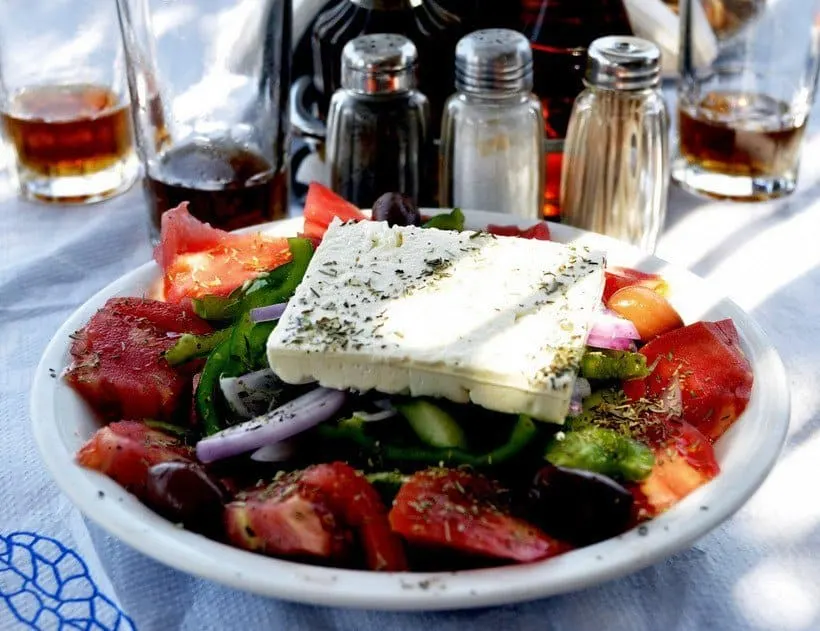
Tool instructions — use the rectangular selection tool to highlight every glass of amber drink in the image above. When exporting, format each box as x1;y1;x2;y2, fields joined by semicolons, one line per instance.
673;0;820;201
0;2;137;204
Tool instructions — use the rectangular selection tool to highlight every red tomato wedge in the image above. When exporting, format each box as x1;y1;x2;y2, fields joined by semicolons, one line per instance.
302;182;367;240
64;298;211;422
623;320;754;442
486;222;551;240
301;462;407;571
77;421;193;498
631;419;719;519
389;468;570;563
604;266;668;302
225;476;353;563
154;201;227;269
155;202;293;303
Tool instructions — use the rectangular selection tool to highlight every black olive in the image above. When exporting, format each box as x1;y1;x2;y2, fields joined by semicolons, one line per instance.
527;464;634;545
145;461;226;535
372;192;421;227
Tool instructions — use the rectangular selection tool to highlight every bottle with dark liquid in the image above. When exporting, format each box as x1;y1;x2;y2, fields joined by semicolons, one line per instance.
0;84;137;203
520;0;633;219
311;0;462;136
144;140;287;233
116;0;291;238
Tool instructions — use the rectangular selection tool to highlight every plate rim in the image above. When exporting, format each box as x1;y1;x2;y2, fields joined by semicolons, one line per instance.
29;211;791;610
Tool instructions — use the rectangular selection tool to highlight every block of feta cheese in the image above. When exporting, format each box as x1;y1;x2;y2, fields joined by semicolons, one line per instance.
267;218;605;422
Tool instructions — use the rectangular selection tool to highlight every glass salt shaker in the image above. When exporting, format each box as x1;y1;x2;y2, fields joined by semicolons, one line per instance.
561;36;669;253
326;34;431;208
439;29;544;219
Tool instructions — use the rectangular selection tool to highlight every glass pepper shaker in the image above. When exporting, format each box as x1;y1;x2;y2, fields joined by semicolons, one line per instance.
561;36;669;253
326;34;431;208
439;29;545;219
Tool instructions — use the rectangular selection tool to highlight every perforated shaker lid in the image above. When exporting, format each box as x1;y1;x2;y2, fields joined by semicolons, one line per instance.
586;36;661;91
341;34;418;95
455;29;534;94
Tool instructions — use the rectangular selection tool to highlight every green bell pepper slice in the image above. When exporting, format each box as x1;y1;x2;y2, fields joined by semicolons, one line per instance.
164;328;232;366
195;338;235;436
544;426;654;482
317;414;538;468
580;350;650;381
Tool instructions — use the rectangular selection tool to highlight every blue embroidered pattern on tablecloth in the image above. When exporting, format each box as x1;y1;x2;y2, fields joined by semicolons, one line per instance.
0;531;135;630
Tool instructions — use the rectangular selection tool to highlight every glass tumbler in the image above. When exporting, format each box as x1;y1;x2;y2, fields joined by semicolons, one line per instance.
116;0;292;240
0;2;138;204
673;0;820;201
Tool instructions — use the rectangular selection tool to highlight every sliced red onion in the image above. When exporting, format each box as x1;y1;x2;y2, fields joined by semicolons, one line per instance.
196;387;346;463
586;332;635;351
220;368;282;419
590;311;640;341
251;439;296;463
586;311;640;350
249;302;288;323
353;409;397;422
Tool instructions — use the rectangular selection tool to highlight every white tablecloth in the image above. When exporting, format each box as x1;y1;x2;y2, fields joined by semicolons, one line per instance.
2;127;820;630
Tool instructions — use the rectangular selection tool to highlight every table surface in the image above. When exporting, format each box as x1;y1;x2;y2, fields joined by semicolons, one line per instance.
3;62;820;631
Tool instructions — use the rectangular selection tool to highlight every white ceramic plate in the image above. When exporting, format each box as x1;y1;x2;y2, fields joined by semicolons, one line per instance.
30;211;789;611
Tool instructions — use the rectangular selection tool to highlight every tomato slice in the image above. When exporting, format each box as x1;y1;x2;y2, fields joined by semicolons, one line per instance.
155;202;293;303
301;462;407;571
302;182;367;240
225;477;353;563
603;267;668;302
623;319;753;442
631;418;719;519
486;222;551;240
153;201;227;269
64;297;211;422
389;468;570;563
77;421;193;498
163;233;292;303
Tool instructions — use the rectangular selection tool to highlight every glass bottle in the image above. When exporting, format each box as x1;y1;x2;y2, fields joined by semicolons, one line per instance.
561;36;669;253
326;34;431;208
311;0;461;136
520;0;634;219
439;29;544;219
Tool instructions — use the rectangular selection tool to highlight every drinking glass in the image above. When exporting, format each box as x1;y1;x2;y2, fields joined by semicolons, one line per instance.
0;2;138;204
673;0;820;201
115;0;292;240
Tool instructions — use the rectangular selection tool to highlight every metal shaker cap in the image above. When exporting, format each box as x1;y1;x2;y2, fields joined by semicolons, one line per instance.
341;34;418;96
585;36;661;91
455;29;534;95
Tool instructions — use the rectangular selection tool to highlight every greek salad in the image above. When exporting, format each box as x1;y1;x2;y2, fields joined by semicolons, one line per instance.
63;183;754;572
